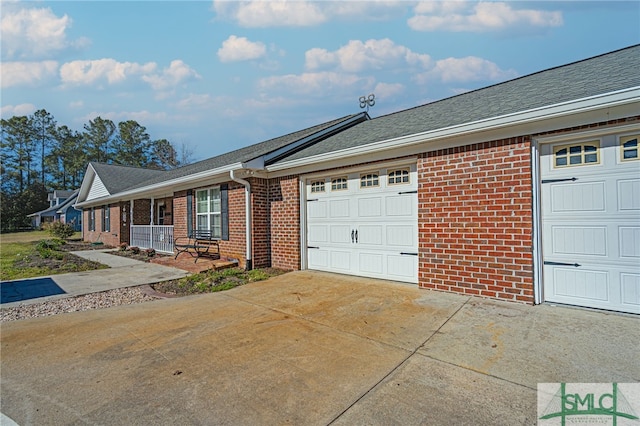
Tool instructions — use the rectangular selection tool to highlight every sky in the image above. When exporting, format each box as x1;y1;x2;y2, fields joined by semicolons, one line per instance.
1;1;639;163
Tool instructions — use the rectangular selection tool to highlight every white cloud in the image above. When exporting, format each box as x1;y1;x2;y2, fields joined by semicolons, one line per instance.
60;58;157;86
373;82;405;99
258;71;374;96
142;60;201;91
0;5;88;60
79;110;170;127
217;35;267;63
417;56;518;84
409;1;563;32
1;103;37;118
213;1;408;28
213;1;326;27
175;93;213;110
305;39;431;72
0;61;58;88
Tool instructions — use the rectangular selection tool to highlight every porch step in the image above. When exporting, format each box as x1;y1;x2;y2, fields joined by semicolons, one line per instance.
150;254;239;274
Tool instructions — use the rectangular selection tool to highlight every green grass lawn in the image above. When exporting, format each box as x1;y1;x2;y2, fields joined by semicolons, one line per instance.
0;231;96;281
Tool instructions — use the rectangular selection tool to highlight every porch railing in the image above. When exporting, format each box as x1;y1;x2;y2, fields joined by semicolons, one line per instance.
130;225;174;254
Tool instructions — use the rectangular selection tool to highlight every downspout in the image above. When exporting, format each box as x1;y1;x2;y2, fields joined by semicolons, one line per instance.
230;169;252;271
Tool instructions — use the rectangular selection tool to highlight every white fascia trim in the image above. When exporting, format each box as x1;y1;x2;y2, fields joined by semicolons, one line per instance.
74;162;244;208
267;87;640;172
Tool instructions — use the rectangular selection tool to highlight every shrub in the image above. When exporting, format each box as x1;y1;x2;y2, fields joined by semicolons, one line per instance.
35;239;65;260
145;248;156;257
130;246;140;254
119;243;128;251
43;221;75;239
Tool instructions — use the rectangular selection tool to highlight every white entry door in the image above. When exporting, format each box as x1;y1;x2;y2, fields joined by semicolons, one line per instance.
540;132;640;314
305;164;418;283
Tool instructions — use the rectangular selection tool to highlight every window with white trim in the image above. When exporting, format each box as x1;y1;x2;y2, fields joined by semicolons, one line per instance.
360;173;379;188
554;141;600;168
621;135;639;161
196;187;221;237
388;168;410;185
331;177;348;191
310;180;325;193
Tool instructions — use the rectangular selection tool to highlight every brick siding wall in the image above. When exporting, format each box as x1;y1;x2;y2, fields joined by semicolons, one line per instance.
269;175;300;270
82;204;122;247
250;178;271;268
417;137;534;303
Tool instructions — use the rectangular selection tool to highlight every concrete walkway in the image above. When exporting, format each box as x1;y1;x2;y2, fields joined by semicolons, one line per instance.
1;271;638;425
0;250;189;307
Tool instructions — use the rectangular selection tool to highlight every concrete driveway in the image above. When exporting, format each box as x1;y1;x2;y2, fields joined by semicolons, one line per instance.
1;271;638;425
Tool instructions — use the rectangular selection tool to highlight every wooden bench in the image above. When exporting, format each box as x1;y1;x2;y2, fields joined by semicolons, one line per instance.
174;231;221;263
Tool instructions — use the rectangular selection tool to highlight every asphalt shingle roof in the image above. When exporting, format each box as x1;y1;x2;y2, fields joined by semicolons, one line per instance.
277;44;640;163
90;163;165;194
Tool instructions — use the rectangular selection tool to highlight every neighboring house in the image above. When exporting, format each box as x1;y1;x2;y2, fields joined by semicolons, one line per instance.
55;190;83;231
27;189;78;229
75;45;640;314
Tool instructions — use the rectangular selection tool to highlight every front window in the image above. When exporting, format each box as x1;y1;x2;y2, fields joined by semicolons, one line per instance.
89;208;95;231
196;188;221;237
102;205;110;232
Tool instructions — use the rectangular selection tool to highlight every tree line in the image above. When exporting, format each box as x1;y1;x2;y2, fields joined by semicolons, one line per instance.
1;109;193;232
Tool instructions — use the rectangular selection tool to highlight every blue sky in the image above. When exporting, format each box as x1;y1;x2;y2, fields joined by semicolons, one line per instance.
2;1;639;162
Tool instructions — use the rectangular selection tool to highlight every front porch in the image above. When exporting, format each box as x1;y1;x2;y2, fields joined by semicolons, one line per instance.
130;225;174;254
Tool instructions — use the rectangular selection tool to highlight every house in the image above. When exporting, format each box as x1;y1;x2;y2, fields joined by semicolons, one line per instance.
27;189;80;229
75;45;640;314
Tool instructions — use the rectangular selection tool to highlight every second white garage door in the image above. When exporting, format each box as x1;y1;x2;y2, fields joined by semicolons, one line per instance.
305;164;418;283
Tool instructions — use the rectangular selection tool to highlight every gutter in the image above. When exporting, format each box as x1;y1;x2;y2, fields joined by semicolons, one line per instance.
230;169;252;271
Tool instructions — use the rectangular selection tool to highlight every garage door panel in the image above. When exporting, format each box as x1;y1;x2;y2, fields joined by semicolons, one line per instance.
359;253;384;275
329;199;350;218
357;225;383;246
387;225;416;247
550;181;605;212
329;225;351;244
621;273;640;307
308;249;329;268
618;178;640;210
357;197;382;217
308;201;328;219
550;226;607;256
388;255;418;280
549;266;609;301
330;250;352;271
619;226;640;258
308;224;328;244
386;195;414;216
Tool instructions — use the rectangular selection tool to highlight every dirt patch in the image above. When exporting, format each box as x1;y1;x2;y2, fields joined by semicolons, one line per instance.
14;250;107;274
152;267;288;296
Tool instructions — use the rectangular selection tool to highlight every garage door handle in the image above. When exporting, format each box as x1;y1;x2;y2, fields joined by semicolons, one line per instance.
400;252;418;256
398;190;418;194
308;246;319;249
541;177;577;184
544;261;581;267
355;230;358;243
351;230;355;243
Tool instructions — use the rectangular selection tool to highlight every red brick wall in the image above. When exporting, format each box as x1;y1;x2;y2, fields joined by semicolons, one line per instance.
269;175;300;270
82;204;121;247
251;178;271;268
417;137;534;303
173;191;188;242
221;183;247;268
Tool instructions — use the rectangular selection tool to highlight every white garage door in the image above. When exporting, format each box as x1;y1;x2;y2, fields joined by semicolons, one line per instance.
541;132;640;314
305;164;418;283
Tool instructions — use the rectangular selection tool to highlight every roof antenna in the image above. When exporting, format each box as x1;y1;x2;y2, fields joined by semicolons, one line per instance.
359;93;375;112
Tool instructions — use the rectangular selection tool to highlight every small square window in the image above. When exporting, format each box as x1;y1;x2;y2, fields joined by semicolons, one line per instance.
310;180;325;193
360;173;379;188
331;177;348;191
621;135;639;161
388;169;410;185
554;141;600;168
